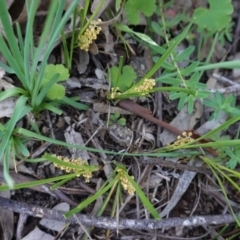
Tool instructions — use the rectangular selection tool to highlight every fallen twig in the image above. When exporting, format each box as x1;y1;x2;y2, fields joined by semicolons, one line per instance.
118;99;218;155
139;157;212;174
118;99;182;135
0;196;237;230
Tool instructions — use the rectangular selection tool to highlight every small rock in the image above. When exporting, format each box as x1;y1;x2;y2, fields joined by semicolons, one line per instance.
128;56;149;78
108;123;133;147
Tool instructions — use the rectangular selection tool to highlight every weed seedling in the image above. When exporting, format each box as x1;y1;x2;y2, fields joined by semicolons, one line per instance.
109;111;126;126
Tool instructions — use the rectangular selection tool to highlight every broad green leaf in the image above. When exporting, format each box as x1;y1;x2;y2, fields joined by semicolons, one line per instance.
47;83;65;100
193;0;233;33
124;0;156;25
120;66;137;91
109;66;119;88
38;64;69;101
109;65;137;92
118;118;126;126
44;64;69;82
114;111;120;119
110;114;118;121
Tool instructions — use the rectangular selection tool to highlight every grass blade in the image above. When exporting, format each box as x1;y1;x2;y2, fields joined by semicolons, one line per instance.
125;174;160;220
64;175;119;218
0;1;23;67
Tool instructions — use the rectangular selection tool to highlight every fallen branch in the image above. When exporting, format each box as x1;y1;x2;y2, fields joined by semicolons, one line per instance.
118;99;182;135
139;157;212;174
0;196;237;230
118;99;218;156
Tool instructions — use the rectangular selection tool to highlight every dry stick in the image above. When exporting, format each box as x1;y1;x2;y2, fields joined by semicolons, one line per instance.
139;157;212;175
0;196;237;230
118;99;218;156
118;99;182;135
212;73;239;87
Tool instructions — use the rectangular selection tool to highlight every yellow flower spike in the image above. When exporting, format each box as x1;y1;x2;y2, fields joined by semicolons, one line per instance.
134;78;156;95
83;171;93;183
54;156;93;183
78;19;102;51
170;131;194;148
116;167;135;196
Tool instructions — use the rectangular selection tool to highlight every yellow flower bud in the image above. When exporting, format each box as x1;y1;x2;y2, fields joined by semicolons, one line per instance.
78;19;102;51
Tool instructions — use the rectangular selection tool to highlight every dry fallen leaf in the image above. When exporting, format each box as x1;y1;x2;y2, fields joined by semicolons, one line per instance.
21;226;54;240
21;202;70;240
78;49;89;74
0;78;17;118
40;202;69;231
0;67;5;78
159;105;192;146
66;77;81;89
0;191;14;240
64;126;90;161
189;100;204;129
0;98;17;118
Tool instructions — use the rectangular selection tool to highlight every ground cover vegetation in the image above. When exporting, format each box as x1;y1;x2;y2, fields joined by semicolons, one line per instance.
0;0;240;239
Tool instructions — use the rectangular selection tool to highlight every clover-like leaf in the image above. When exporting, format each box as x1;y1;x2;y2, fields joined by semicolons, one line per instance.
47;83;65;100
118;118;126;126
193;0;233;33
110;111;120;121
124;0;156;25
40;64;69;100
109;65;137;92
44;64;69;82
